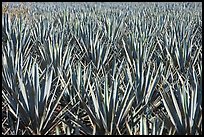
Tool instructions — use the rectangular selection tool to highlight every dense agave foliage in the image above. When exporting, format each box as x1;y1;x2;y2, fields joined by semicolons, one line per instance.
2;2;202;135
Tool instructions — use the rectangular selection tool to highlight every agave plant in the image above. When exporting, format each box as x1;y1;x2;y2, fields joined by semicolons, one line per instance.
159;65;202;135
2;60;68;134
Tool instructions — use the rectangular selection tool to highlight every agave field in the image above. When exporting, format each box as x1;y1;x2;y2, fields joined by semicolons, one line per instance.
2;2;202;135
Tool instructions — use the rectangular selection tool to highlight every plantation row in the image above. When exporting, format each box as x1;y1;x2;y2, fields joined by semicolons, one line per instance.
2;2;202;135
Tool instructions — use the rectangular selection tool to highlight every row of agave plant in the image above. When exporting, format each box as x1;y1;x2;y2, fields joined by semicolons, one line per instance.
2;2;202;135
